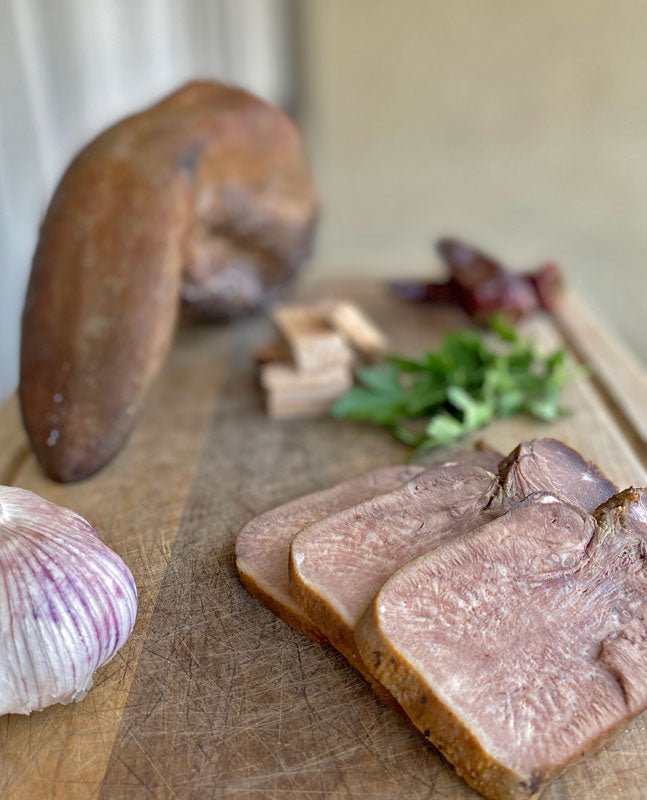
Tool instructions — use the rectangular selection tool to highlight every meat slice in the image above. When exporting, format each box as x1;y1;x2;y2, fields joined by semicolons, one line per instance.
289;439;615;679
498;438;617;513
289;449;503;674
236;464;423;640
356;489;647;800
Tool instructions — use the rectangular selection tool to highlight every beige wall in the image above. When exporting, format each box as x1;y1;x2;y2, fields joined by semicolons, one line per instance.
297;1;646;360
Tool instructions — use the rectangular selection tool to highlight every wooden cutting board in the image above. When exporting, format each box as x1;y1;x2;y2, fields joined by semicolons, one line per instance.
1;280;645;800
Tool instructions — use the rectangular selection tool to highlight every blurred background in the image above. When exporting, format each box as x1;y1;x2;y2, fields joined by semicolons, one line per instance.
1;0;645;401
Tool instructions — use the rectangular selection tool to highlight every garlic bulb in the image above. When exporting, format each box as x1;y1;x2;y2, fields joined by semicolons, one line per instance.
0;486;138;715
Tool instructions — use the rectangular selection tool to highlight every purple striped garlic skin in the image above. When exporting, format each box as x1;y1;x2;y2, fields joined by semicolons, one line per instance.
0;486;138;715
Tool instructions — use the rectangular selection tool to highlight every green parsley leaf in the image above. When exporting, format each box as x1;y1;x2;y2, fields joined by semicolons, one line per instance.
331;320;582;451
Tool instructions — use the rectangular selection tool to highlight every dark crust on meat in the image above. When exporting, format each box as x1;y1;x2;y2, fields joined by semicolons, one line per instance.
237;565;327;645
594;486;646;525
287;550;400;708
289;550;361;666
241;560;402;708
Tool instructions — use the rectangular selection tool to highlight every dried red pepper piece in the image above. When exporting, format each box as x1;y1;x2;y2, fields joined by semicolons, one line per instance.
390;238;562;321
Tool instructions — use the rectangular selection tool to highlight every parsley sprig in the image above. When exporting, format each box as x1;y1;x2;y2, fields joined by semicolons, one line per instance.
331;318;581;453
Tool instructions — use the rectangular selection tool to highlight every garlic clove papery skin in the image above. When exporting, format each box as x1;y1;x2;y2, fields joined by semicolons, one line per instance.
0;486;138;716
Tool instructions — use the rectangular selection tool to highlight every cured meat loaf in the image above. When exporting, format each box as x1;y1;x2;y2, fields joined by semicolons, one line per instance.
235;464;423;641
356;488;647;800
20;80;317;482
289;439;616;678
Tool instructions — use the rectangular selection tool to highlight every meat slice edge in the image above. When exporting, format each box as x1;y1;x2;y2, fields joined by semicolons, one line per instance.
235;464;423;641
498;438;617;513
355;489;647;800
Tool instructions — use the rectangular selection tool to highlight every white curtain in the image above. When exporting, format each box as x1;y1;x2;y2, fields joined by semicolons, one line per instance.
0;0;293;401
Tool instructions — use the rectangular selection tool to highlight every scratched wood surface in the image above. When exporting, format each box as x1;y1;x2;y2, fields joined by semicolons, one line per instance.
0;280;645;800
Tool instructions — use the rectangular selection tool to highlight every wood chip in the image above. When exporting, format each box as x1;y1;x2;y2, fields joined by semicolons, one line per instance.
261;363;352;419
254;339;291;367
272;306;354;373
318;300;389;360
267;394;346;420
260;363;351;393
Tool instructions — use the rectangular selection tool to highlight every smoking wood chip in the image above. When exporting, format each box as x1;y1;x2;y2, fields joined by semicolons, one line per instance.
267;394;345;419
318;300;389;360
260;363;352;393
254;338;292;367
261;363;352;419
272;305;353;373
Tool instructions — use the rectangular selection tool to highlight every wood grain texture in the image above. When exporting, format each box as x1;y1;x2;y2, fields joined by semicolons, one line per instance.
1;325;225;799
552;290;647;451
1;280;645;800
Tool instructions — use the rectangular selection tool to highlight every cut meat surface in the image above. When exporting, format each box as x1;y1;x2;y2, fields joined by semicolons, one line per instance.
289;439;615;677
498;438;617;514
235;464;423;640
289;449;504;671
356;489;647;800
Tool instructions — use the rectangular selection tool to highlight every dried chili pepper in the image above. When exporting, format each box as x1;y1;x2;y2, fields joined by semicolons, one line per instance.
390;238;562;321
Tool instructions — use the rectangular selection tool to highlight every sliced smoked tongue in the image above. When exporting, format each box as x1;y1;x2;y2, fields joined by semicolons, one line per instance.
235;464;424;642
289;438;617;681
236;438;628;799
236;449;503;645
